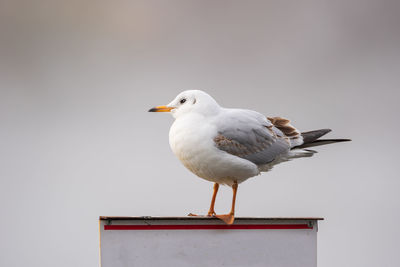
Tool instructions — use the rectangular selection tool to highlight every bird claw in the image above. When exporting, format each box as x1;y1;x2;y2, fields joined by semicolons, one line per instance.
215;214;235;225
188;212;234;225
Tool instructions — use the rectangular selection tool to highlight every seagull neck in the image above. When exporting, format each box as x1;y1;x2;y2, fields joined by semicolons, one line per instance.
204;105;221;117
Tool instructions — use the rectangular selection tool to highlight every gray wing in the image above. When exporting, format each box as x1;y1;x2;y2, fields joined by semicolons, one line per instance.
213;109;290;165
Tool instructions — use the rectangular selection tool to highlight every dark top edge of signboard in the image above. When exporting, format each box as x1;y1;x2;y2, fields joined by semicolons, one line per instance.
99;216;324;221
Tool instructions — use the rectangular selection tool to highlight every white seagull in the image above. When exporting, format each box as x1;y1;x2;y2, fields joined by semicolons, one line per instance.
149;90;350;224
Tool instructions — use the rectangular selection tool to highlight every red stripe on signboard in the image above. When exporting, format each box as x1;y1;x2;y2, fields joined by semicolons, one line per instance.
104;224;312;230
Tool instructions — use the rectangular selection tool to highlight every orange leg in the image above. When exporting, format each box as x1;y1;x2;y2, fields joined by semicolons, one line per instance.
216;181;238;225
188;183;219;217
207;183;219;216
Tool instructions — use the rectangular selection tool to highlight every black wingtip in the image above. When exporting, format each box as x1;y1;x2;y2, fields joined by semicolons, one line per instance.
341;139;352;142
295;138;351;149
301;129;332;144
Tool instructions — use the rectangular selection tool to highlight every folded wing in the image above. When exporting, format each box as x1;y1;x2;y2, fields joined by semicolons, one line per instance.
213;110;291;165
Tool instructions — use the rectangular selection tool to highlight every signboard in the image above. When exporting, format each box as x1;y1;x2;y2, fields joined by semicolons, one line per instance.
99;217;322;267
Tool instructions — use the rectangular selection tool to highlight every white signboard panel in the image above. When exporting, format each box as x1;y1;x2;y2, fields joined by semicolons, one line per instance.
99;217;322;267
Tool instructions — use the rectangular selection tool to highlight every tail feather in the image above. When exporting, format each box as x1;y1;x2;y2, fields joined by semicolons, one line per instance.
294;129;351;149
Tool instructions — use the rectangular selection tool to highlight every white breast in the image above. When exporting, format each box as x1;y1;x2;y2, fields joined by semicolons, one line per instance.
169;114;259;185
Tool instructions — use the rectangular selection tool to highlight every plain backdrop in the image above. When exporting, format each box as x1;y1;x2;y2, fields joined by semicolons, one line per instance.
1;1;399;266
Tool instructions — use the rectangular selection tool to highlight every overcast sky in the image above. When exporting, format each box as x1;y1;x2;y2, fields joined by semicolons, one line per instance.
1;1;399;266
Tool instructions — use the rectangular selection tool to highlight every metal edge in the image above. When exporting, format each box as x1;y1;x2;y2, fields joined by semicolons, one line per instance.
98;219;102;267
99;216;324;221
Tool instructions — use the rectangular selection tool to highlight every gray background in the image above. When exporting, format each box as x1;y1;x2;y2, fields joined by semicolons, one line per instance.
1;0;399;266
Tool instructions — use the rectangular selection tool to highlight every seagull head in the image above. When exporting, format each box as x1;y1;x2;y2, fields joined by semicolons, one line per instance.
148;90;220;118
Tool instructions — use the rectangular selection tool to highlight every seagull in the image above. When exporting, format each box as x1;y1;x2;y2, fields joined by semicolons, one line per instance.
149;90;350;224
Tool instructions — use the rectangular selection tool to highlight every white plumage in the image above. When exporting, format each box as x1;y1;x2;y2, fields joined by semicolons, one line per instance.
167;90;308;185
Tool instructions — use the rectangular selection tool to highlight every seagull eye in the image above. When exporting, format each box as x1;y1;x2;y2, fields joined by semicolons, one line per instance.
180;98;186;104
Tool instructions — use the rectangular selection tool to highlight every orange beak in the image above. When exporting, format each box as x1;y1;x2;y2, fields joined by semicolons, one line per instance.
148;105;174;112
